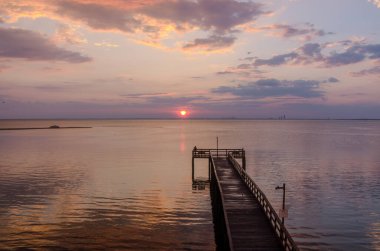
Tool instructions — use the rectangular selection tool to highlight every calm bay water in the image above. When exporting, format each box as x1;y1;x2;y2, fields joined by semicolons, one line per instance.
0;120;379;250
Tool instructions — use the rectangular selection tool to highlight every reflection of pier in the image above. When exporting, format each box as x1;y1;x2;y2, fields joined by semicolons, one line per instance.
192;148;298;251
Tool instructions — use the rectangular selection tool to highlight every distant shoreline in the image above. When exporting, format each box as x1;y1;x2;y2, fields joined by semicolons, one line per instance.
0;127;92;130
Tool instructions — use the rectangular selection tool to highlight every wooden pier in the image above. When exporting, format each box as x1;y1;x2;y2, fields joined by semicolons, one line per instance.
192;148;298;251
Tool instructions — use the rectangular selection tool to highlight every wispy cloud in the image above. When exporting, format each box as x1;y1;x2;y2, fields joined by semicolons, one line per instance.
0;27;92;63
144;95;207;105
351;65;380;77
94;42;119;48
122;92;174;98
251;23;334;41
182;35;236;52
122;92;207;105
216;64;264;77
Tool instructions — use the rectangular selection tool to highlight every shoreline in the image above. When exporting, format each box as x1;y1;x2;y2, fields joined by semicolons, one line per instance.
0;127;92;130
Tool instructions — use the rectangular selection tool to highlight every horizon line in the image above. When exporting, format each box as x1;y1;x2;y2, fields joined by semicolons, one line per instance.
1;117;380;121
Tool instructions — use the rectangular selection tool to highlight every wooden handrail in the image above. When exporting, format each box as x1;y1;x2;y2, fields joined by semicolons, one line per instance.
209;154;234;251
227;153;299;251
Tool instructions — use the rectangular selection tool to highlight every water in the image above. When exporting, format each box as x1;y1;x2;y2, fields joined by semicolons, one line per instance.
0;120;379;250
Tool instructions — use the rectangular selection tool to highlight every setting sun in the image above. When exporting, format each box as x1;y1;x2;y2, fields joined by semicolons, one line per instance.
180;110;187;116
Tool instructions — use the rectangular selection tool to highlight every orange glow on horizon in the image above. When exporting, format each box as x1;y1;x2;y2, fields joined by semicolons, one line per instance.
180;110;187;116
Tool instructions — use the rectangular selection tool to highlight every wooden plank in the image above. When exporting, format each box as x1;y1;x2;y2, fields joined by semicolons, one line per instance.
213;157;283;251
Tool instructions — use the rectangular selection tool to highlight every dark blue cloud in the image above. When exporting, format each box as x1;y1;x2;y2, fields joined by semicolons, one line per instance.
252;41;380;67
325;50;366;66
300;43;322;57
213;79;324;98
359;44;380;59
254;52;298;66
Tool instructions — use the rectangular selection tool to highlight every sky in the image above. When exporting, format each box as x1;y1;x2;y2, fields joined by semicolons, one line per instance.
0;0;380;119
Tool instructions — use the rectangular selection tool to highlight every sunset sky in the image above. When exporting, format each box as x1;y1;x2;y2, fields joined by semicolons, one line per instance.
1;0;380;119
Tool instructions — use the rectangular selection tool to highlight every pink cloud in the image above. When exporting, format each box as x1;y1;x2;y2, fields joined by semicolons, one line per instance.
0;0;266;52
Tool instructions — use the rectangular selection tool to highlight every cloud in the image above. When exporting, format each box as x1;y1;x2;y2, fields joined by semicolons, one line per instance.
141;0;265;32
254;52;298;66
325;49;366;66
122;92;206;105
0;0;266;52
145;95;207;105
217;41;378;78
0;64;10;73
3;97;380;119
327;77;339;83
254;23;333;41
216;70;235;75
94;42;119;48
213;79;324;99
54;24;87;45
54;1;144;33
122;92;173;98
299;43;322;57
320;77;340;83
182;35;236;51
369;0;380;8
252;41;380;67
351;66;380;77
0;27;92;63
324;44;380;66
216;63;265;77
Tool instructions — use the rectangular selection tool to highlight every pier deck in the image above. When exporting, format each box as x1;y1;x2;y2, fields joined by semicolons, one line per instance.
214;157;282;250
192;148;298;251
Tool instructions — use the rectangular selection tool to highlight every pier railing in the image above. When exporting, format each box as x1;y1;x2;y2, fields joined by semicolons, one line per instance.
228;153;299;251
193;148;245;160
209;154;234;251
192;148;246;182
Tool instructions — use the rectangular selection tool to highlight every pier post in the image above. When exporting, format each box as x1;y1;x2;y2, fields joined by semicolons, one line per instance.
208;157;211;181
192;153;195;182
216;137;219;158
242;149;246;170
